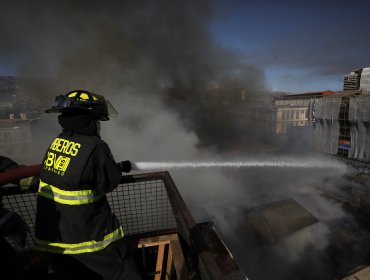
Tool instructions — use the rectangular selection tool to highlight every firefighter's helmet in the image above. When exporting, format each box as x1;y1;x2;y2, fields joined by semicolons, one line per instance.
45;90;117;121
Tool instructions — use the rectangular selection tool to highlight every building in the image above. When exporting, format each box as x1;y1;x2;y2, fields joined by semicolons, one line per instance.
312;67;370;166
207;88;248;106
273;90;334;106
344;69;362;91
242;91;333;136
343;67;370;92
312;90;370;165
0;117;33;158
360;67;370;93
241;105;308;135
0;75;54;161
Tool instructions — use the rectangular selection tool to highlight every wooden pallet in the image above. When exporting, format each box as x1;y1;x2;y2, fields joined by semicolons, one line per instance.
138;233;190;279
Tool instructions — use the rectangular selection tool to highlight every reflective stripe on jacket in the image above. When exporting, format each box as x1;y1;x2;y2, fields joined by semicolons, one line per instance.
34;226;124;254
38;180;103;205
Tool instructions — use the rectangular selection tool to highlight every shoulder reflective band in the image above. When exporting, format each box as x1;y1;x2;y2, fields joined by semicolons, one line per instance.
34;226;124;254
38;180;103;205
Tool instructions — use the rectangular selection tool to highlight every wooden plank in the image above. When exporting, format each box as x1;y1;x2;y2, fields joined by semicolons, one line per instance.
165;244;173;280
139;240;169;248
138;234;179;247
137;234;189;279
170;239;190;280
155;244;165;280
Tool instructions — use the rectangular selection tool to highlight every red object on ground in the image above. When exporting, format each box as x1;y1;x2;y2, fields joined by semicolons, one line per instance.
0;164;41;186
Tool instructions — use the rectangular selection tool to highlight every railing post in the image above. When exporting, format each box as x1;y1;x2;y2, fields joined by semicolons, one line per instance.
162;172;231;280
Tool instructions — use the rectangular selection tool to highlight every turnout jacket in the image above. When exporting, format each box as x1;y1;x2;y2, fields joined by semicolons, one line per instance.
34;130;123;254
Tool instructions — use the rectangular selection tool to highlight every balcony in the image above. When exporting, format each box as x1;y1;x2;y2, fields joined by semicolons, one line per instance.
1;171;246;279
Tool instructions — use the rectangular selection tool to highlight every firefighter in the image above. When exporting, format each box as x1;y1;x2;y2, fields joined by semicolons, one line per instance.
0;156;35;280
34;90;141;279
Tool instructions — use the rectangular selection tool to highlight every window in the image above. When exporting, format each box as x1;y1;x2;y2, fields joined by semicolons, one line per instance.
3;131;11;140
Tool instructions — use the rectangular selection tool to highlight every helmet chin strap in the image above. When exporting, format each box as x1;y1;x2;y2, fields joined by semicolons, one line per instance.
96;120;101;136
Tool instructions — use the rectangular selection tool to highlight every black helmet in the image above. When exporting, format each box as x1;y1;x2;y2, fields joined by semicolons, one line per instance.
45;90;112;121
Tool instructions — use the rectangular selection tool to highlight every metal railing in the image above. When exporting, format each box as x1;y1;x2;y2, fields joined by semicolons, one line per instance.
1;172;181;249
1;171;247;280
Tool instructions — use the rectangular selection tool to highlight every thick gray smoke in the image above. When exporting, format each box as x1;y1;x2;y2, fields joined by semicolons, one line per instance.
0;1;366;279
0;0;267;148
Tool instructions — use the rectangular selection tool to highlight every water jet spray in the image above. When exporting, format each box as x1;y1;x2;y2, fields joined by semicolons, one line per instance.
132;157;346;171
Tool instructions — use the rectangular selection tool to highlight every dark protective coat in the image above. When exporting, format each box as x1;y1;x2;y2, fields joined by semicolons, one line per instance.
34;115;123;253
34;113;141;279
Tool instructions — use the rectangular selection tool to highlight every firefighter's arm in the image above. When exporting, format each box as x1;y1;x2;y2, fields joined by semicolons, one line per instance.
94;143;123;193
0;157;39;191
18;176;39;192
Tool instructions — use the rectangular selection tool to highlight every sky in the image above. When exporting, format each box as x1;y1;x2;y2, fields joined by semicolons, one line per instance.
1;1;370;93
210;0;370;92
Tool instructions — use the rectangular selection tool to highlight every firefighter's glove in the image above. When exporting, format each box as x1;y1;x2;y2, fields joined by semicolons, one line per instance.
0;209;28;248
18;176;39;192
117;160;132;173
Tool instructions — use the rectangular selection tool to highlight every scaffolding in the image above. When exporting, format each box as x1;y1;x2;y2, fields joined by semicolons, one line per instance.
312;93;370;166
338;97;351;157
348;95;370;161
313;97;342;154
1;172;247;279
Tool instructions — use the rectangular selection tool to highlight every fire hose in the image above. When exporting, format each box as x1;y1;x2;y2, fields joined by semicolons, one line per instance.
0;164;41;187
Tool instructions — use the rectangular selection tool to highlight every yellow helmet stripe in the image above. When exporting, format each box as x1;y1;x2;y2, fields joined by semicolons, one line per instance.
79;93;90;100
68;92;78;98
